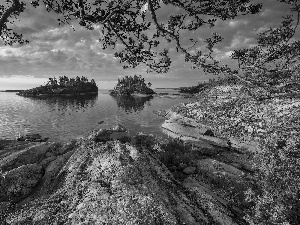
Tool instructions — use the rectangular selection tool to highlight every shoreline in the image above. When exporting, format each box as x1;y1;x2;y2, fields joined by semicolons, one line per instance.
1;83;299;224
16;91;99;97
0;123;254;224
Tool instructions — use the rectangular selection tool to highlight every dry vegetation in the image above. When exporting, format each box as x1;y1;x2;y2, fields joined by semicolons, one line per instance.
168;80;300;224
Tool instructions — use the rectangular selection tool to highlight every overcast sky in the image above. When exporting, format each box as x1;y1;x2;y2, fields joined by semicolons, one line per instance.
0;0;298;90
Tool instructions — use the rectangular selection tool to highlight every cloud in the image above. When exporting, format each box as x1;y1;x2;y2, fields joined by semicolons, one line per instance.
0;0;299;89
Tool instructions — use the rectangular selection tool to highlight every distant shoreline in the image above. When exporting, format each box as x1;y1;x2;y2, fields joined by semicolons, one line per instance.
0;90;24;92
156;88;180;90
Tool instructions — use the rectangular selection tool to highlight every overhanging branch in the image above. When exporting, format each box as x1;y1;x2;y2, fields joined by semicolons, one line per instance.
0;0;21;36
148;0;187;54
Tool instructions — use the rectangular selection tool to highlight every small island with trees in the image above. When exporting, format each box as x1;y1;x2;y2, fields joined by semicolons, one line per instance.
109;75;156;96
17;76;98;97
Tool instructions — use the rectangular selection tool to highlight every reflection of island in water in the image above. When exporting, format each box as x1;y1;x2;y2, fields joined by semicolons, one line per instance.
25;95;98;113
111;95;153;112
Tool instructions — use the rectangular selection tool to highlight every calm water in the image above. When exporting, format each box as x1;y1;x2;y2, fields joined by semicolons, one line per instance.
0;90;192;141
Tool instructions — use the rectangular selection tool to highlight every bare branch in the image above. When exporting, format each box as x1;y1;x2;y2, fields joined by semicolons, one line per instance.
148;0;187;54
106;21;133;54
78;0;85;19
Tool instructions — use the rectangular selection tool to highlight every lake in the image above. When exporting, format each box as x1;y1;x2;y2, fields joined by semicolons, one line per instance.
0;89;192;141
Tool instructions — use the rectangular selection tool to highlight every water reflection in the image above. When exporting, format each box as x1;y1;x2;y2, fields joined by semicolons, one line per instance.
111;95;153;113
24;95;98;113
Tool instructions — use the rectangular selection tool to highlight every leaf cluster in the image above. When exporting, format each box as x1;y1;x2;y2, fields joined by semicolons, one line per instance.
1;0;261;73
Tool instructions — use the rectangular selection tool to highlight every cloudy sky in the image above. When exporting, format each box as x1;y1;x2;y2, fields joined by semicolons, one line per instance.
0;0;298;90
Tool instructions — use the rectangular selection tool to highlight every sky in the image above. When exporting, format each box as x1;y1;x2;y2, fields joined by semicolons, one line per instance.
0;0;298;90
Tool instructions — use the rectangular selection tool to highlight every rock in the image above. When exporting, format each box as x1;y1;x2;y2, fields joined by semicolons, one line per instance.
165;112;201;128
24;134;41;140
1;138;237;225
92;129;113;142
109;131;129;141
197;159;245;180
38;156;57;169
162;121;204;138
183;166;196;175
45;152;54;158
17;133;49;142
185;139;219;155
215;152;254;172
2;163;43;201
98;120;104;124
112;124;127;132
183;177;237;225
0;175;6;201
1;131;243;224
54;142;75;155
203;129;214;137
0;201;11;214
43;151;74;185
0;142;51;172
183;177;228;206
153;109;167;117
228;137;259;153
175;205;199;225
90;127;130;143
162;120;228;148
178;162;188;169
169;166;178;172
33;209;49;223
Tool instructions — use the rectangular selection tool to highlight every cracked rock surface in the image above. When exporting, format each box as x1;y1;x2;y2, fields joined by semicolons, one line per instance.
0;129;245;225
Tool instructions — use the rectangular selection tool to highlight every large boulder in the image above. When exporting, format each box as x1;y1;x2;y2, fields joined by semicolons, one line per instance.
1;139;240;225
162;120;228;148
89;127;130;143
1;163;43;202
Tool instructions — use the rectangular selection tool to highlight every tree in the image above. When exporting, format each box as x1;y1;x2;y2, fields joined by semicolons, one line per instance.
0;0;27;45
0;0;261;73
230;0;300;99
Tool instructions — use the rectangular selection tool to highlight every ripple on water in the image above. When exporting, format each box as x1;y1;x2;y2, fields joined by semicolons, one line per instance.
0;91;192;141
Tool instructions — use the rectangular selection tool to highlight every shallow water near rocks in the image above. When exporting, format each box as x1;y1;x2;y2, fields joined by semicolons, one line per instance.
0;89;192;141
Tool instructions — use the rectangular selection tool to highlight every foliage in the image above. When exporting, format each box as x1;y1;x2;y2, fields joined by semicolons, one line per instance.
179;76;240;93
1;0;261;73
134;133;198;170
157;138;193;167
179;84;206;94
1;1;299;97
18;75;98;96
133;133;161;149
230;1;300;99
110;74;155;96
0;0;27;45
244;135;300;225
178;84;300;225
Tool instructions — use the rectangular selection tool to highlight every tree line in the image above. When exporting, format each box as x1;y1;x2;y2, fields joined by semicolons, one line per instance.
18;75;98;96
111;74;155;96
46;75;96;88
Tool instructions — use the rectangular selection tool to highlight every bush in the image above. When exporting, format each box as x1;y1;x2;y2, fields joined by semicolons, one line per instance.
244;132;300;225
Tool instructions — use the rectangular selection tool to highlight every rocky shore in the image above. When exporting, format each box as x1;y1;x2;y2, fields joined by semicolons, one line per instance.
0;121;253;224
155;83;300;224
1;83;299;224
